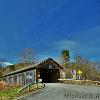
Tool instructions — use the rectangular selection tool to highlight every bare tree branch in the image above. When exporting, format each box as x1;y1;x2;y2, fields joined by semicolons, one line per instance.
19;48;36;65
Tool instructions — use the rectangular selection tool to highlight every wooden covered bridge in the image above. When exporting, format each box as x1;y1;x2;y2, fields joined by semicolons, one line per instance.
3;58;63;86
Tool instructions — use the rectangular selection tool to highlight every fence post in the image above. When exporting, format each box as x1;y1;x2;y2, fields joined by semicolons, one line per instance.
44;84;45;87
29;84;30;92
37;83;38;90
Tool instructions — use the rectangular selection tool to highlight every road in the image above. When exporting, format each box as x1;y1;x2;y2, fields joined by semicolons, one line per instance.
21;83;100;100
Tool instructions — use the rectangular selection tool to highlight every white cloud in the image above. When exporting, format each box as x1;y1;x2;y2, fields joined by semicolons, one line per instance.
2;62;13;67
37;26;100;61
53;39;78;50
3;62;13;65
52;26;100;59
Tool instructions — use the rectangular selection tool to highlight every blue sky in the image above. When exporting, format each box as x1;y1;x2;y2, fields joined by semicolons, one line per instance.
0;0;100;63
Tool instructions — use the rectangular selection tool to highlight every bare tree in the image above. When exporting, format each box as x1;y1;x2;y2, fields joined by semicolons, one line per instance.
0;58;6;78
74;55;98;80
19;48;36;65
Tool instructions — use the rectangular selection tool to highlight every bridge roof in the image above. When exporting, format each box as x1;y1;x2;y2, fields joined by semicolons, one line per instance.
3;58;63;77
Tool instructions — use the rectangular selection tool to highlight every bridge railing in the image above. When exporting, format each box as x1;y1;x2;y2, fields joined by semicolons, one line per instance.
18;82;45;95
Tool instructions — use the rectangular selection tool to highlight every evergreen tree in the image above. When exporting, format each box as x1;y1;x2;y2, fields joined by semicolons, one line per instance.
60;49;72;78
60;49;70;67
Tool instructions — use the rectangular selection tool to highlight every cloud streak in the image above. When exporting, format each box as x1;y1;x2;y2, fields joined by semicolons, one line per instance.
53;39;78;50
52;26;100;61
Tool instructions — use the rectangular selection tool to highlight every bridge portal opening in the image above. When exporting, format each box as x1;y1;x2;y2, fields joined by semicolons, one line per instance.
39;68;60;83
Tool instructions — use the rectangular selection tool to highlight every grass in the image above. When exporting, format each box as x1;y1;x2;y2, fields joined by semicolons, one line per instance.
0;87;20;100
0;82;44;100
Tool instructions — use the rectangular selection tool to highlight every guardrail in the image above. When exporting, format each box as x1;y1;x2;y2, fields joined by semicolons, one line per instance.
58;79;100;86
18;82;45;94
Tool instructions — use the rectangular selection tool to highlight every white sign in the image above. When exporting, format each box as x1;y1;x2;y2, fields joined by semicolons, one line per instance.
72;69;76;75
38;79;42;82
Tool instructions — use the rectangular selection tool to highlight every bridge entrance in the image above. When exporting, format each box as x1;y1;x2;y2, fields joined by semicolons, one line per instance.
40;68;60;83
36;58;63;83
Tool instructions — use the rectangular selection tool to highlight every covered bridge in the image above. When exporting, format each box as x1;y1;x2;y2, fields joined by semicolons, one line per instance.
3;58;63;86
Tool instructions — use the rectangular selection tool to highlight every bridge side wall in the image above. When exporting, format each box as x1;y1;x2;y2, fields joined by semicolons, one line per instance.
3;69;36;86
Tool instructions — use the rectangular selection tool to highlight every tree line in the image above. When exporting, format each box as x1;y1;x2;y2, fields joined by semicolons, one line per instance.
60;49;100;81
0;48;100;81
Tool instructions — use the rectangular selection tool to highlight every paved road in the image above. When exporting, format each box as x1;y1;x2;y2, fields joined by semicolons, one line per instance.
22;83;100;100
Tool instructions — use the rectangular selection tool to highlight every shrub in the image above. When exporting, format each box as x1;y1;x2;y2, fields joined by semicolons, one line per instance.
0;81;6;90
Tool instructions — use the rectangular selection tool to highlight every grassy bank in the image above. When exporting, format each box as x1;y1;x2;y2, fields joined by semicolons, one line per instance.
0;86;20;100
0;82;45;100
